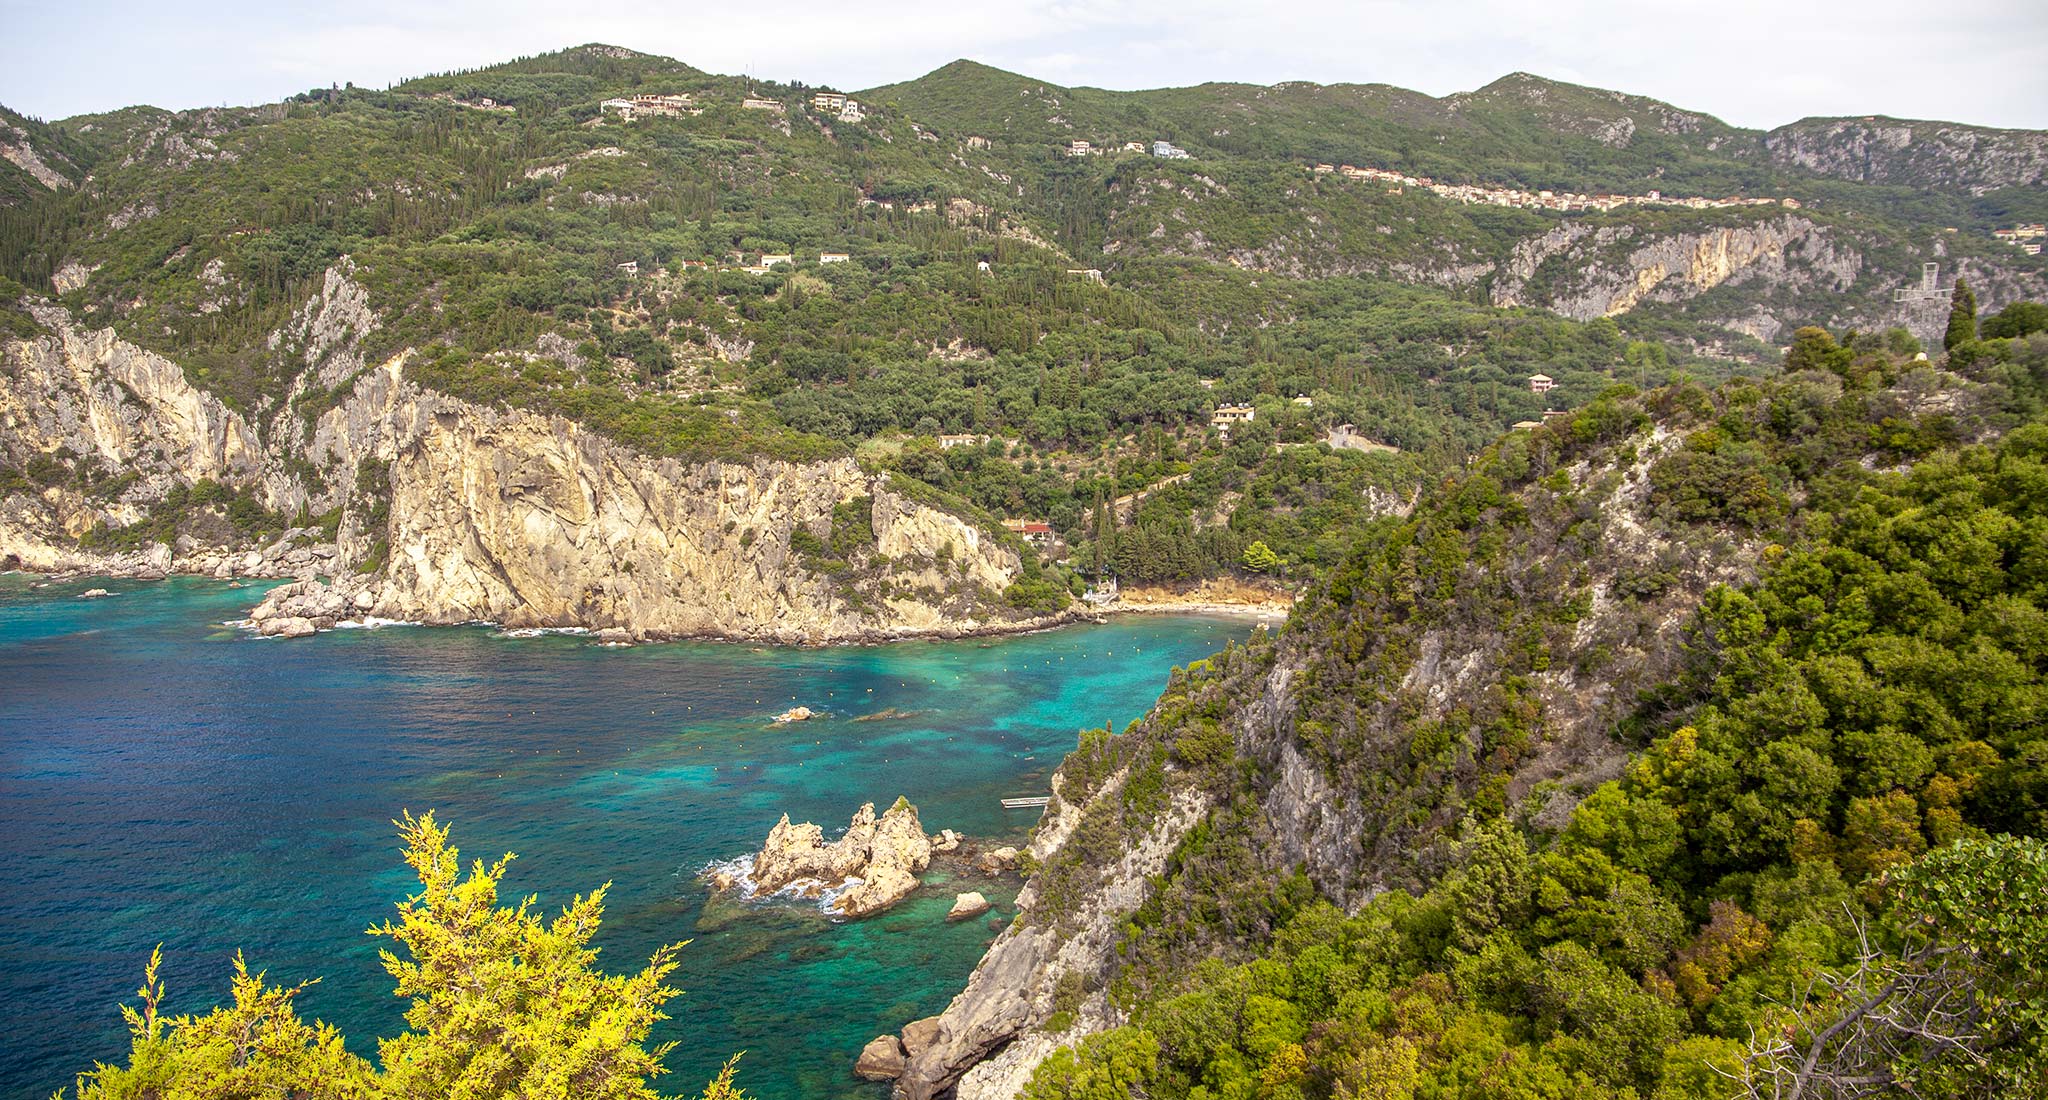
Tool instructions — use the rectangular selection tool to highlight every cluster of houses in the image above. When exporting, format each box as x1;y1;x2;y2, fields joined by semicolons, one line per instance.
599;93;703;121
597;90;864;123
1994;224;2045;256
809;92;866;122
1311;162;1799;215
613;251;855;279
1065;139;1190;160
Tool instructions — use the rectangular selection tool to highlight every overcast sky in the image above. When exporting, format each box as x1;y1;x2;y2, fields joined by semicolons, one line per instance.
2;0;2044;131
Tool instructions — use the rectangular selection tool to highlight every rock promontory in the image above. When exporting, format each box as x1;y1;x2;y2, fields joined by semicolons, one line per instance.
712;798;935;918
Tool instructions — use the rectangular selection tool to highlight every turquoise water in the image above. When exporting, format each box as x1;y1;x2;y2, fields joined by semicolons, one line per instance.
0;574;1256;1099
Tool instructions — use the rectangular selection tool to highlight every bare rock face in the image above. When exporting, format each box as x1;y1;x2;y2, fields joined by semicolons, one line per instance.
725;799;935;919
855;1035;907;1081
1;280;1059;643
946;892;991;921
900;1016;942;1061
974;846;1020;875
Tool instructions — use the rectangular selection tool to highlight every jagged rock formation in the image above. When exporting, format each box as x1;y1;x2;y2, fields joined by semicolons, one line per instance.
711;799;936;918
1490;215;2048;346
1764;117;2048;194
1;273;1053;643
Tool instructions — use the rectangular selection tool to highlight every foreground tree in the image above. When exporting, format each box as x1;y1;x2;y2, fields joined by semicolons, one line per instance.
1945;279;1978;351
67;813;747;1100
1740;836;2048;1100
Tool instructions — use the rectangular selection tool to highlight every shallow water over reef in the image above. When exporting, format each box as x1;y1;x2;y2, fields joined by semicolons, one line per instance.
0;574;1256;1099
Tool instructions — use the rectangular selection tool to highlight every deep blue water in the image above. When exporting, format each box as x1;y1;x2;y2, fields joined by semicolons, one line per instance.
0;574;1257;1099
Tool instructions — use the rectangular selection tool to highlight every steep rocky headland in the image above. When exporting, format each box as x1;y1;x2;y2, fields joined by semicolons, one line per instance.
890;358;2029;1098
0;276;1053;643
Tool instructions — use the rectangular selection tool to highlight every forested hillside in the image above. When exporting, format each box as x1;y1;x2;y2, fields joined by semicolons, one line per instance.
906;320;2048;1099
7;44;2045;596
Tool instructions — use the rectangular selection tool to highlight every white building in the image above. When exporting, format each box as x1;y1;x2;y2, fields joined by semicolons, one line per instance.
1152;140;1190;159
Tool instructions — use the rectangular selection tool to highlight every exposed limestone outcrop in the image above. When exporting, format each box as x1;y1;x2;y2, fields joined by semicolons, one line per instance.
712;799;935;919
1490;216;1855;330
854;1036;907;1081
3;274;1057;643
946;891;991;921
1764;118;2048;194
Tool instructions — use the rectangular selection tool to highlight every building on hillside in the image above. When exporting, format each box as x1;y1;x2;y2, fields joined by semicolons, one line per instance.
976;261;992;273
1066;139;1094;156
742;97;785;112
759;254;793;267
837;100;864;122
1511;420;1544;431
1002;519;1056;546
1198;379;1216;389
939;433;989;449
1313;163;1335;174
819;252;850;263
1527;373;1555;394
1211;405;1256;427
1541;408;1569;421
811;92;847;111
1292;394;1314;407
1067;268;1105;283
1152;140;1190;159
1122;141;1147;153
616;261;640;277
605;93;699;121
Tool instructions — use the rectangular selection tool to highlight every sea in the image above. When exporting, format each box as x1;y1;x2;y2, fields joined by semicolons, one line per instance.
0;574;1258;1099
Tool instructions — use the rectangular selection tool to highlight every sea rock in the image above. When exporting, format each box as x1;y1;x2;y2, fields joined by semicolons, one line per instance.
78;588;110;598
854;1035;907;1081
901;1016;943;1061
733;798;936;918
975;846;1020;875
773;705;815;723
931;829;961;852
947;892;991;921
260;616;317;638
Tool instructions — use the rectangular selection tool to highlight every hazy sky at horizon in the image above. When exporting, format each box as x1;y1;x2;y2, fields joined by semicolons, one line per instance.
2;0;2044;131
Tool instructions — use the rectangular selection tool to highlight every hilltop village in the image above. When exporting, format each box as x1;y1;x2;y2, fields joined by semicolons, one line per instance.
1308;160;1800;213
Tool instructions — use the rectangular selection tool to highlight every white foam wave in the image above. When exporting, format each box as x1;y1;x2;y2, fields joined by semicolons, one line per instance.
700;856;862;913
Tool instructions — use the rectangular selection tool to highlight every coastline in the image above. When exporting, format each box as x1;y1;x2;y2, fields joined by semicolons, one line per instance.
4;566;1292;645
1096;577;1296;622
2;566;1109;646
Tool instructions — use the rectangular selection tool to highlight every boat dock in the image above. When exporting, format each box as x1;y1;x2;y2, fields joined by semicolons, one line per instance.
1000;796;1051;809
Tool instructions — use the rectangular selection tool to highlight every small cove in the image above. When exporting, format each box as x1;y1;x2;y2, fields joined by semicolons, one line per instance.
0;574;1257;1099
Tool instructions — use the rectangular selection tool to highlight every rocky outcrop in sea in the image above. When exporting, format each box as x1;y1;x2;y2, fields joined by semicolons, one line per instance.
707;799;936;919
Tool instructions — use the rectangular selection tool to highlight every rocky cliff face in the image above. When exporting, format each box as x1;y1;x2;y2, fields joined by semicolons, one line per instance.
1490;216;1856;334
1764;117;2048;194
1;276;1045;643
1491;215;2048;346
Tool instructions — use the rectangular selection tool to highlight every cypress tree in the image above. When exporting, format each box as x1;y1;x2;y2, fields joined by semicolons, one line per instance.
1944;278;1978;351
